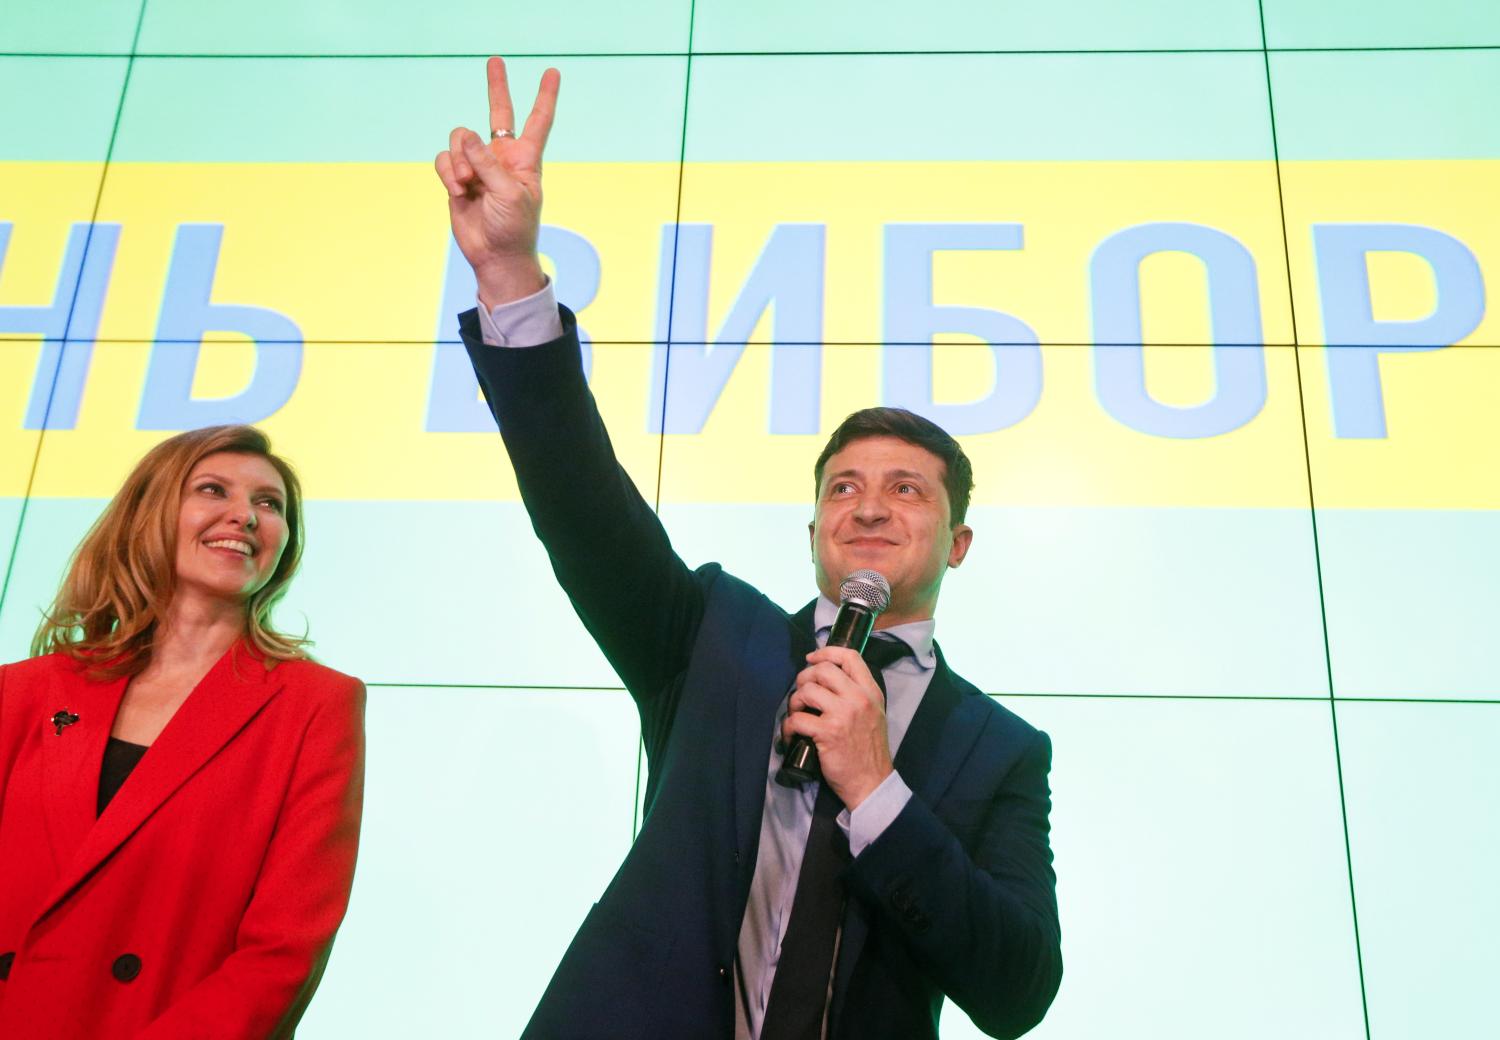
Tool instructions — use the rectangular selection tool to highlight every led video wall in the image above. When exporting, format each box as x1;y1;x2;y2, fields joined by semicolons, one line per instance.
1;2;1496;1037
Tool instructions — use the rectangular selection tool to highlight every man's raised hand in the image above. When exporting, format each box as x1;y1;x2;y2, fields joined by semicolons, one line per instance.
434;57;560;308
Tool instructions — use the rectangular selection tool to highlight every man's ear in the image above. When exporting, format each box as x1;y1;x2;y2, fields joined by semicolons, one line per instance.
808;519;816;559
947;523;973;569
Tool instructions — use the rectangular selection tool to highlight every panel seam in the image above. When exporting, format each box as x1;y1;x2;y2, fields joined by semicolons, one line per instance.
1258;3;1373;1036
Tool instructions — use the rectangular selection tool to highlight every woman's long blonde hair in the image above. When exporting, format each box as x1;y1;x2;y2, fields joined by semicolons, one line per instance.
31;425;309;678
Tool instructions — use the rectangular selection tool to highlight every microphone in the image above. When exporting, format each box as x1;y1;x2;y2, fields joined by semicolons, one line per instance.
775;569;892;788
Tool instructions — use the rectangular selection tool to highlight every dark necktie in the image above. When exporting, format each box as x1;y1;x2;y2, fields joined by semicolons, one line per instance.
761;636;914;1040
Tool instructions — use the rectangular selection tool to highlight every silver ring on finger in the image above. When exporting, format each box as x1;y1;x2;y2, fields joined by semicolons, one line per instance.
491;128;515;141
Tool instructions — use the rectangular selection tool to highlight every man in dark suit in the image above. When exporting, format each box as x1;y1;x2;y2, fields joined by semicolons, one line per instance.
434;58;1062;1040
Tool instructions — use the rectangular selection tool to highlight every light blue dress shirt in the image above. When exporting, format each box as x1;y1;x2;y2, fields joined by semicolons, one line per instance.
733;596;936;1040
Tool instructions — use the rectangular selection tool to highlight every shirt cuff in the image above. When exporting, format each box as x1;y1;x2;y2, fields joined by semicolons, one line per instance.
475;278;564;347
837;771;913;857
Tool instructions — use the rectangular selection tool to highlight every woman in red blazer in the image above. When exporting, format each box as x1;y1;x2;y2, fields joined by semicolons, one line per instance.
0;424;365;1038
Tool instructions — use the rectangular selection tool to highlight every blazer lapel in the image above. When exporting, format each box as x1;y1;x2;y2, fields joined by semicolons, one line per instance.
731;600;817;873
830;646;989;1031
39;667;129;876
33;643;285;926
890;646;988;808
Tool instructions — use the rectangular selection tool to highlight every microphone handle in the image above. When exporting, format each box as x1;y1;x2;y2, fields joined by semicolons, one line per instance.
775;602;877;787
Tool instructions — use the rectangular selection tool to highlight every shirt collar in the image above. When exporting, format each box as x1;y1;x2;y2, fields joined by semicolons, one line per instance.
813;594;937;670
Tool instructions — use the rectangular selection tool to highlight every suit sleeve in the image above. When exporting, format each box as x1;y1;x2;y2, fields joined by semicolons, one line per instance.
846;727;1062;1040
133;676;367;1040
461;306;704;705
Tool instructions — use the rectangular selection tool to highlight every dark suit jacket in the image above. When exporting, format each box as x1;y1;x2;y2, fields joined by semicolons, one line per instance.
0;645;365;1039
462;307;1061;1040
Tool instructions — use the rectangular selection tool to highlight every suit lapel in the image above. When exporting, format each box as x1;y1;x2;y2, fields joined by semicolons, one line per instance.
731;600;816;871
33;643;284;926
890;646;987;808
39;667;129;876
830;646;989;1031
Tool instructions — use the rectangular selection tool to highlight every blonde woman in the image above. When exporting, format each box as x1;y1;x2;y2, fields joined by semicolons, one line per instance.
0;425;364;1039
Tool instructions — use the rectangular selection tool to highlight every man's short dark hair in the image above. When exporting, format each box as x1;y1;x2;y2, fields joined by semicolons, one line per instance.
813;408;974;524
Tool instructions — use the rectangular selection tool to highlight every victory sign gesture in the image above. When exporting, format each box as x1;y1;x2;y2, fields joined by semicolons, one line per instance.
434;56;560;308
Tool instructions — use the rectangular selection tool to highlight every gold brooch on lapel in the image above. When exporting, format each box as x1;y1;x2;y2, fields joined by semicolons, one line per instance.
51;709;80;736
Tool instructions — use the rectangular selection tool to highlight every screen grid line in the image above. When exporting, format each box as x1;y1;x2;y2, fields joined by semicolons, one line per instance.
0;0;151;621
1259;1;1374;1035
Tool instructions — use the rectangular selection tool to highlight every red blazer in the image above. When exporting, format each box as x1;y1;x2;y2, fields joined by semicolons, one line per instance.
0;645;365;1039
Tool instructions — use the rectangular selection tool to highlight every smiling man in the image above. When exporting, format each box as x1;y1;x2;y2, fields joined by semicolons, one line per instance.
435;58;1061;1040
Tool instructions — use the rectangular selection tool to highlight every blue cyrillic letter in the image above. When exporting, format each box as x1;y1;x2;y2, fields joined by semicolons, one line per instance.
0;222;119;429
883;223;1041;434
1314;223;1485;438
1090;222;1266;438
138;224;304;429
650;223;825;434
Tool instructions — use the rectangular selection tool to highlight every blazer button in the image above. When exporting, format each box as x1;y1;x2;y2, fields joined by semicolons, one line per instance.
716;964;731;985
111;953;142;983
0;951;14;980
887;875;915;912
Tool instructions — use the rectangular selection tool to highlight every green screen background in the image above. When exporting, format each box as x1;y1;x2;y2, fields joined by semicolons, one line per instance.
2;2;1497;1037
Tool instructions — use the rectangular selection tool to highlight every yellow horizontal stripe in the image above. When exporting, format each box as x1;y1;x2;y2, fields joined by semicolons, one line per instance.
1;160;1495;509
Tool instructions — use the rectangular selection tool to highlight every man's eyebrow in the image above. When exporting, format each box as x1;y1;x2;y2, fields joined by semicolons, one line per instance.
822;468;930;483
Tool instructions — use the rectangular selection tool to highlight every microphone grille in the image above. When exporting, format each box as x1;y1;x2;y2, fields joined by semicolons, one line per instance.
839;569;891;613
